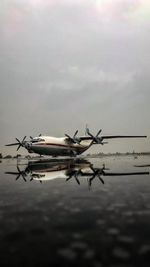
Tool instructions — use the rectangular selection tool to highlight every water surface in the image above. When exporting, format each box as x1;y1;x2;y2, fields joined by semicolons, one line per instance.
0;156;150;266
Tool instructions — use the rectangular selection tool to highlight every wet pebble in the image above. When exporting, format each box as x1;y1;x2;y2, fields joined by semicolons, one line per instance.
72;232;82;239
58;248;77;261
70;208;81;213
56;202;64;207
43;215;50;222
112;247;130;260
92;206;103;211
138;245;150;258
123;211;133;217
5;231;26;242
83;249;95;259
117;235;135;244
96;219;105;225
53;189;60;195
93;261;103;267
107;228;120;235
114;203;127;209
71;241;88;250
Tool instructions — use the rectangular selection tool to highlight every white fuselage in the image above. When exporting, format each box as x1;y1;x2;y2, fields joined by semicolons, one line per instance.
25;136;91;157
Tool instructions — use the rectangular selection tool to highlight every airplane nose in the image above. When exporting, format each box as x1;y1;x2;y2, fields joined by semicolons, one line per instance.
25;142;32;149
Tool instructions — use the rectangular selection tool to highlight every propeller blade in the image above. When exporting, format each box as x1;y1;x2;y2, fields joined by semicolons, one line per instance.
22;136;27;142
66;175;73;181
88;131;94;138
75;175;80;185
5;143;19;146
16;174;21;180
98;175;104;184
17;166;21;173
17;144;21;151
65;134;71;139
96;129;102;137
88;175;95;187
5;172;19;175
87;130;99;144
5;136;27;148
65;130;80;145
16;138;21;144
73;130;78;138
65;134;75;143
90;165;96;174
22;174;27;182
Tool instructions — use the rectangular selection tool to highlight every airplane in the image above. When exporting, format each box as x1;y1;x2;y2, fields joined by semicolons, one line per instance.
5;127;147;157
5;158;149;189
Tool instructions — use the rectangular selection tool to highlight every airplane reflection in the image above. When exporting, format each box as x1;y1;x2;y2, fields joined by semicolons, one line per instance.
134;164;150;167
6;158;149;189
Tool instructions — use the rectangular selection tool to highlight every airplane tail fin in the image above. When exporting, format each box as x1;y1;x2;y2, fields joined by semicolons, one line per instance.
85;124;90;135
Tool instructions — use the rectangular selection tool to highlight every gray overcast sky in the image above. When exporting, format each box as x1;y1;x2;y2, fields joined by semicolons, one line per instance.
0;0;150;155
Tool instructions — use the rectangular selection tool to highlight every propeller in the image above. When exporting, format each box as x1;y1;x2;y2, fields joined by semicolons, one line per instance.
66;169;81;184
6;136;27;151
87;129;103;144
30;134;41;140
87;164;110;187
65;130;81;145
5;166;27;182
89;165;105;183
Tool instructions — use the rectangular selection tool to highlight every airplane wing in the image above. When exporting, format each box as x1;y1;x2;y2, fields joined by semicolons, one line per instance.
65;128;146;145
134;164;150;167
98;135;147;139
103;171;149;176
79;135;147;144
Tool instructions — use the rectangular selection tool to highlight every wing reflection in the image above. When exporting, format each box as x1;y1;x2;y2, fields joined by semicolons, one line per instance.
5;158;149;188
134;164;150;167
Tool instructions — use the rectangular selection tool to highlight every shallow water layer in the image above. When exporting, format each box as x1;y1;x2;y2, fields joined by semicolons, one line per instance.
0;156;150;266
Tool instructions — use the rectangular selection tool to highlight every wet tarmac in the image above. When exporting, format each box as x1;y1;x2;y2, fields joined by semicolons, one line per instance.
0;156;150;266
